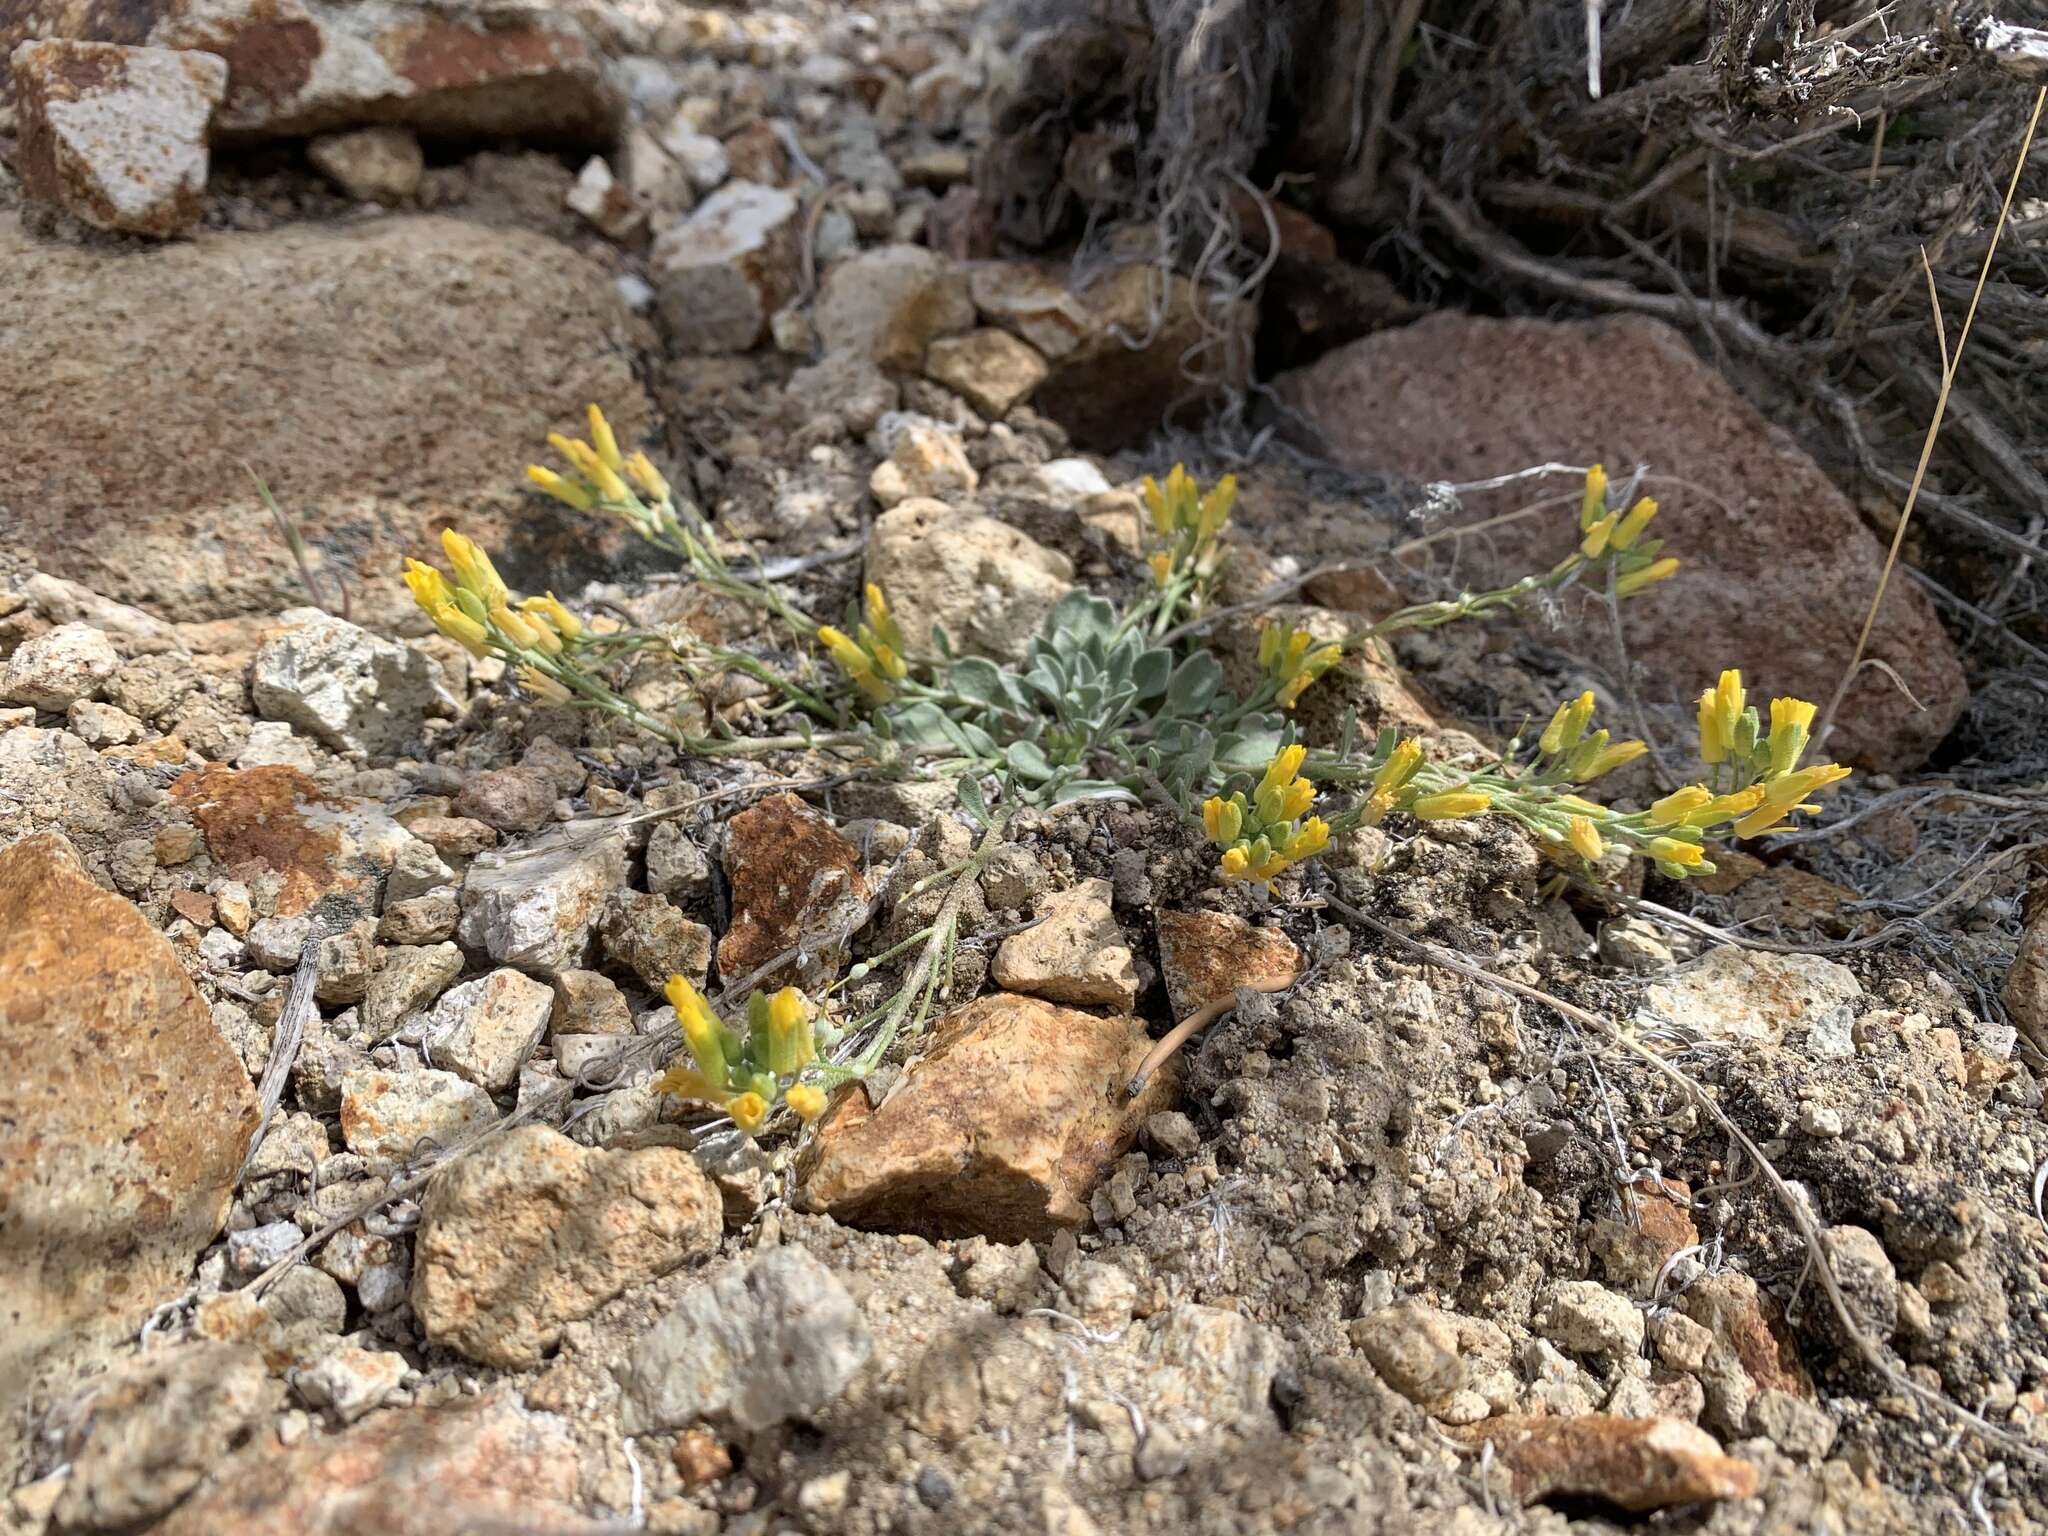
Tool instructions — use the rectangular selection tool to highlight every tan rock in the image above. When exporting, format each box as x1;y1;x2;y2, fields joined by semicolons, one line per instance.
422;968;554;1093
864;498;1075;661
992;877;1137;1010
651;180;800;352
2007;907;2048;1054
11;40;224;237
1275;313;1965;770
307;125;422;203
1349;1301;1466;1407
1680;1271;1813;1399
151;1391;599;1536
0;213;656;625
1638;949;1860;1045
970;261;1254;449
796;992;1179;1241
0;833;258;1482
412;1125;721;1369
602;888;713;991
1154;909;1303;1021
815;243;974;371
925;328;1048;418
869;423;978;507
339;1067;495;1166
3;0;621;144
716;792;869;984
565;152;644;240
1446;1415;1758;1511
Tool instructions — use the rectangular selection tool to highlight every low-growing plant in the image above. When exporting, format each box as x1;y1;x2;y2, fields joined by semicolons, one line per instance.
405;408;1851;1131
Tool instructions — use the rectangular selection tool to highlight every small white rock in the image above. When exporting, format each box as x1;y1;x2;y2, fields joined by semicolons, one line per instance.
1;622;119;709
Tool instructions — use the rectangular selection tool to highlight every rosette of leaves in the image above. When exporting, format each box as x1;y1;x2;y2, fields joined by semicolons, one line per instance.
877;591;1284;812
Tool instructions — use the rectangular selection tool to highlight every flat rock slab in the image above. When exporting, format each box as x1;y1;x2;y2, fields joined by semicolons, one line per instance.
1444;1414;1758;1512
0;211;657;624
1275;313;1965;771
12;39;225;236
796;992;1179;1241
0;833;257;1483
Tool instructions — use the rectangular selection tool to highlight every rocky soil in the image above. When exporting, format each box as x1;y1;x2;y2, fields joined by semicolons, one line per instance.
4;3;2047;1535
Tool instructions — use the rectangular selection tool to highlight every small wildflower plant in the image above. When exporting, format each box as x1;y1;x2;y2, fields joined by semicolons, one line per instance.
407;411;1852;1130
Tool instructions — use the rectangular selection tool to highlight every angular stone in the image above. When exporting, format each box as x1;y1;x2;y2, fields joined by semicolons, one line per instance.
925;328;1048;418
250;608;438;757
458;825;629;976
797;993;1179;1241
550;968;633;1036
645;818;712;900
1680;1271;1813;1399
0;620;118;709
0;834;257;1482
970;261;1253;450
149;1392;594;1536
619;1246;871;1434
361;941;463;1039
3;0;620;143
651;180;799;352
1275;313;1965;769
1637;948;1861;1045
1;215;656;625
2008;906;2048;1055
339;1066;494;1166
378;886;460;943
869;422;978;507
420;967;554;1093
413;1125;720;1370
452;764;557;835
1445;1415;1758;1512
1537;1281;1648;1360
815;243;974;372
1153;909;1303;1022
291;1344;407;1425
601;888;713;992
717;792;869;984
1348;1301;1466;1407
565;152;643;240
307;125;421;202
991;877;1137;1010
11;40;225;237
864;498;1074;662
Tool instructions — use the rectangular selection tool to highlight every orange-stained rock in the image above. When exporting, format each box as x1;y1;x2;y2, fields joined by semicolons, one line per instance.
412;1126;722;1370
1681;1271;1814;1399
717;793;869;985
1154;909;1303;1022
0;832;258;1483
1446;1415;1759;1512
151;1391;600;1536
168;762;413;919
795;992;1179;1241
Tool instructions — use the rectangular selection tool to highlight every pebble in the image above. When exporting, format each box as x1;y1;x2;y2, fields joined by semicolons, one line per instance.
1;622;119;709
419;969;555;1094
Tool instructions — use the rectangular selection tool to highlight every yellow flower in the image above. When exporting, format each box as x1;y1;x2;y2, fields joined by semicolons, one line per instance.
549;433;630;504
1732;762;1851;838
624;450;669;503
1615;557;1680;597
1611;497;1658;550
1645;836;1707;867
440;529;508;607
1580;513;1618;559
1202;795;1243;846
516;665;572;704
667;975;728;1087
587;404;624;471
1539;692;1596;756
1647;786;1712;826
864;583;905;656
489;601;543;650
1576;738;1648;780
526;464;595;510
758;986;814;1076
1196;475;1237;540
1285;816;1329;861
1373;738;1425;797
651;1064;717;1103
784;1083;828;1123
1690;785;1765;825
1219;846;1251;882
1148;550;1172;586
1697;670;1744;765
404;558;455;614
1579;464;1608;532
1766;697;1818;777
427;603;490;658
1411;790;1491;820
727;1092;769;1135
521;592;584;642
1258;744;1307;799
1566;816;1604;862
1258;774;1314;826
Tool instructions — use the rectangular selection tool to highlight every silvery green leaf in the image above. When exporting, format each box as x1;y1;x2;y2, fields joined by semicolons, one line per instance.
1132;648;1172;699
957;773;990;826
930;624;955;660
949;657;1007;704
893;701;959;748
1048;589;1117;646
1051;779;1139;805
1165;651;1222;714
1006;739;1056;782
1215;726;1285;775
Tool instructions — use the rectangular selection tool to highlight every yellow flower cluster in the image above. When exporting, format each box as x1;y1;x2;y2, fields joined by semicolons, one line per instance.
1690;670;1851;837
526;405;671;516
651;976;828;1134
1535;690;1650;781
818;583;909;703
1258;620;1344;709
1357;737;1494;825
1143;465;1236;585
1577;465;1678;597
1205;745;1331;886
404;531;585;676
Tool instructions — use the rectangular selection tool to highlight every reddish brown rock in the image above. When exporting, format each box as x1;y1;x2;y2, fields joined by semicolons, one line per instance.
1681;1272;1814;1399
0;833;258;1483
1447;1415;1758;1512
1154;909;1303;1022
168;762;412;918
1276;313;1965;771
717;792;869;984
12;39;225;237
2;0;619;143
151;1391;599;1536
795;993;1179;1241
0;213;656;625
